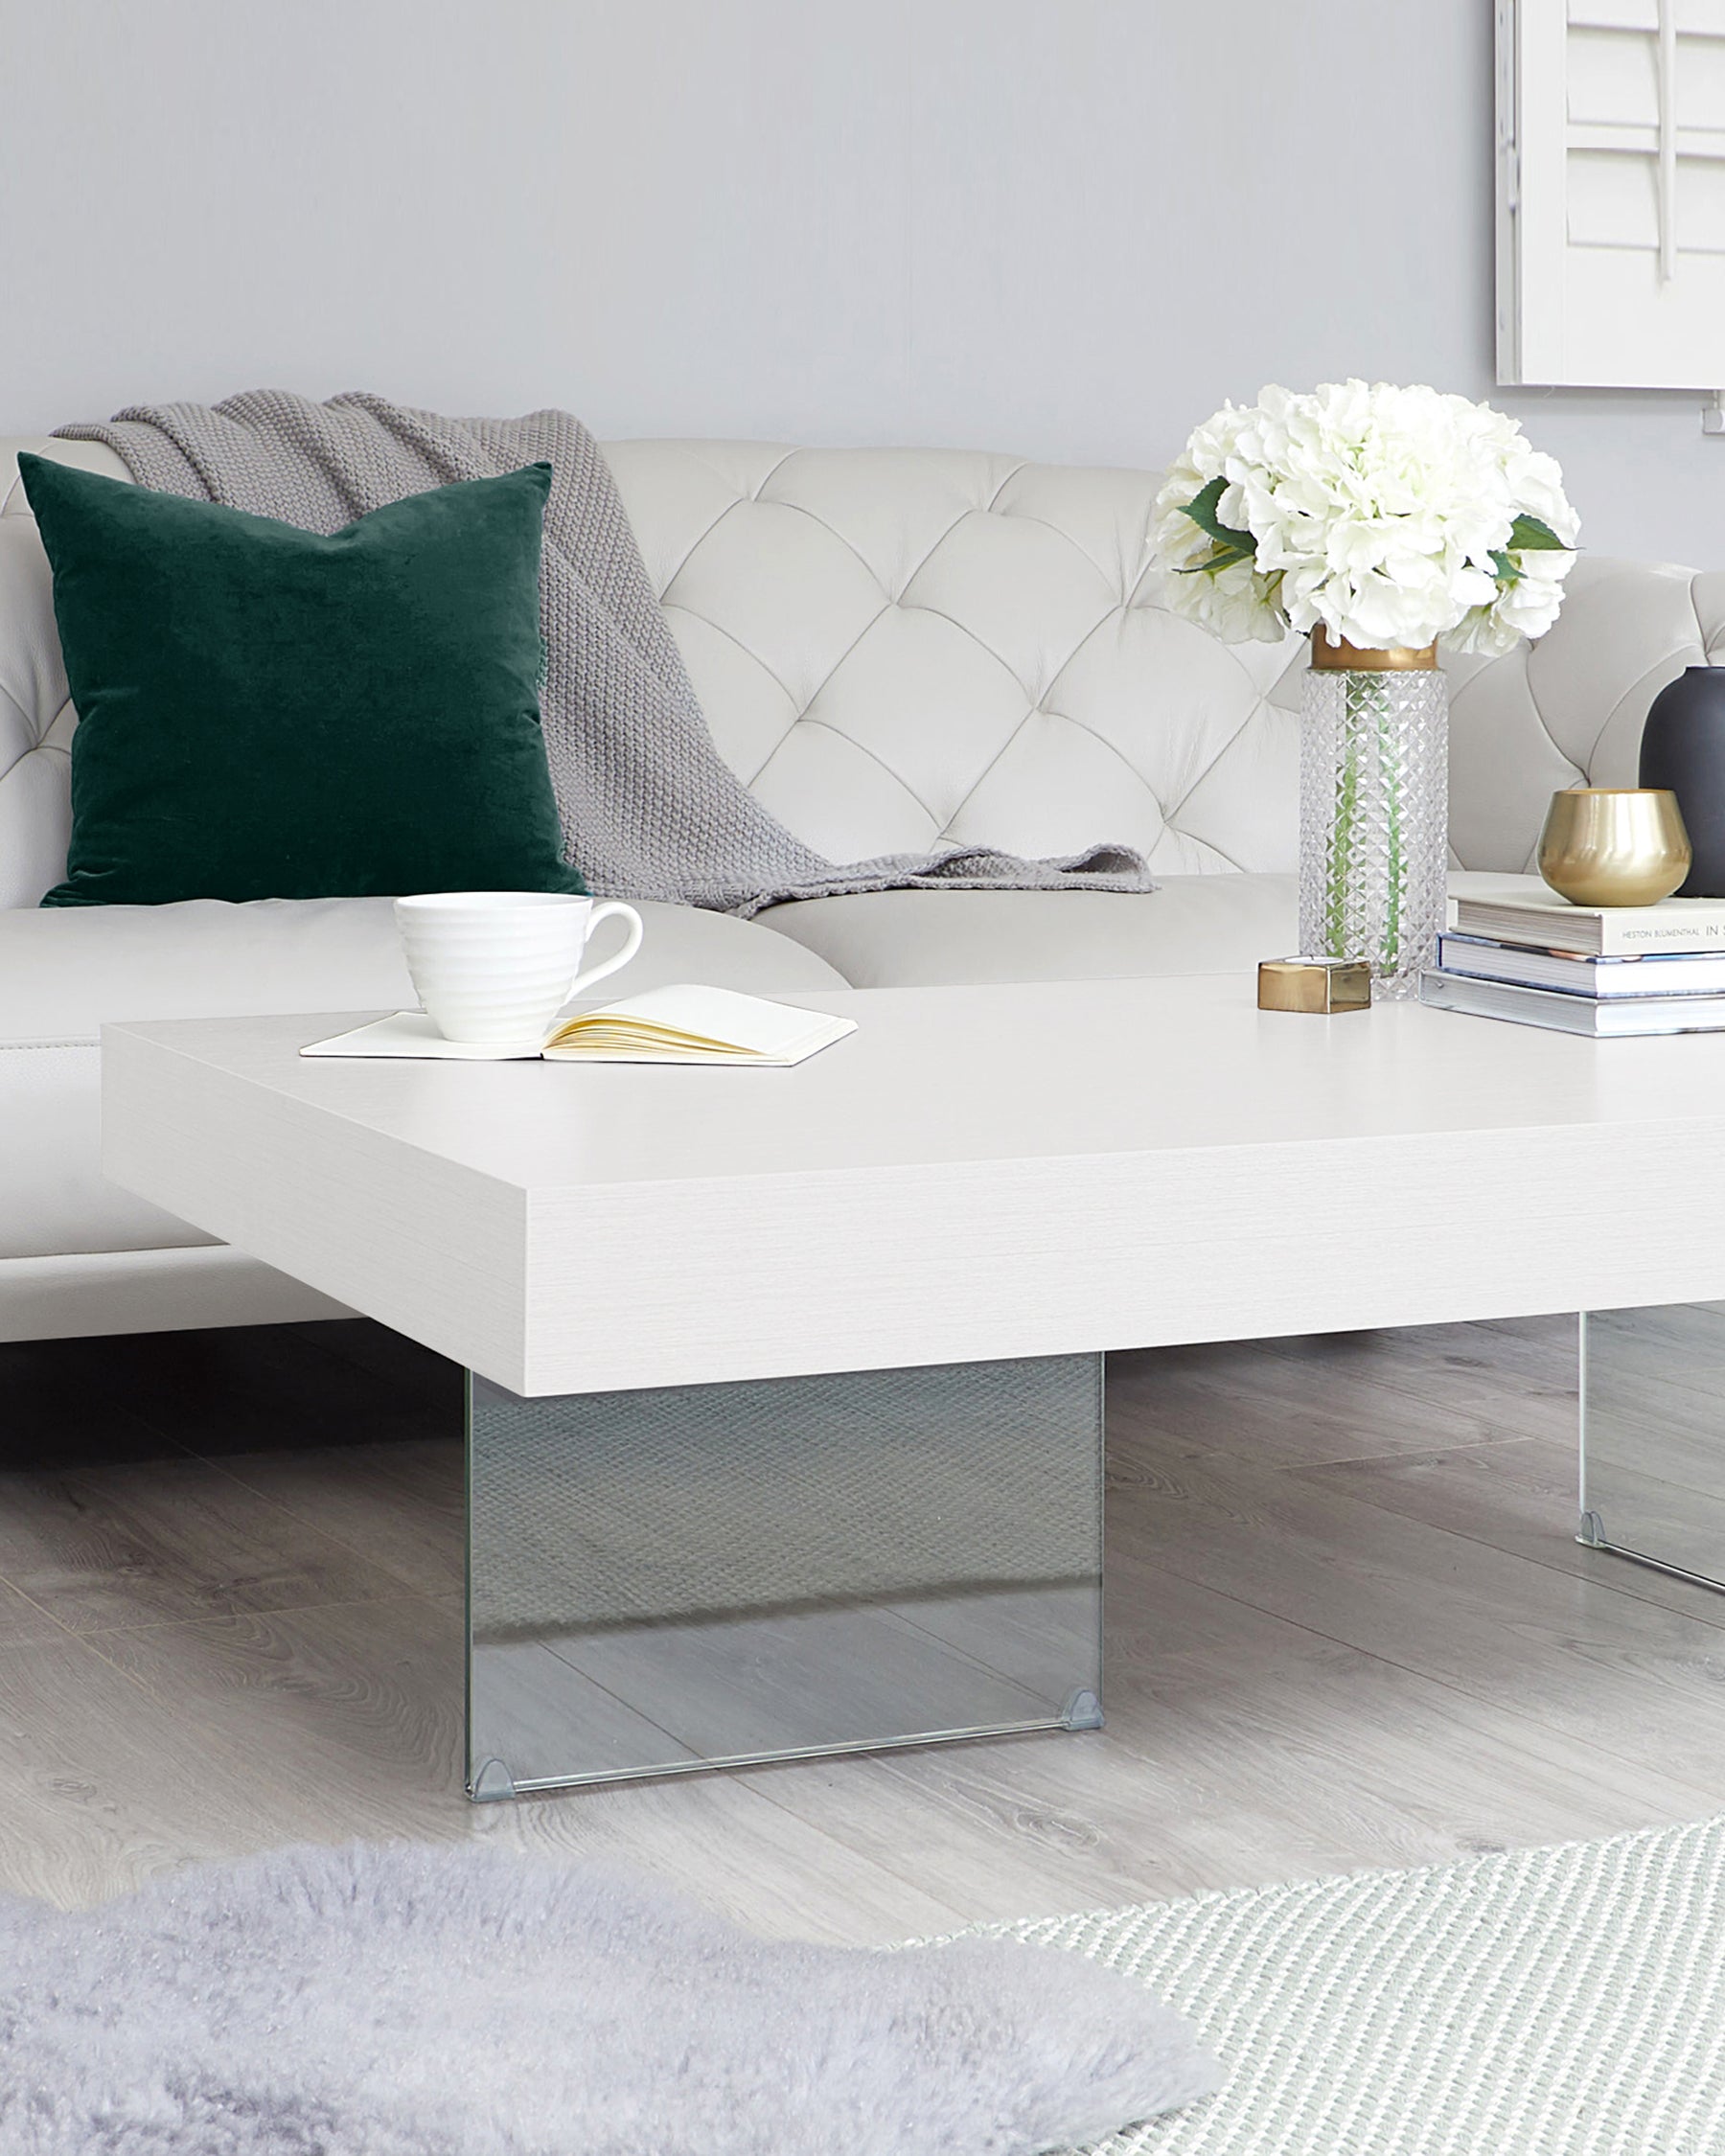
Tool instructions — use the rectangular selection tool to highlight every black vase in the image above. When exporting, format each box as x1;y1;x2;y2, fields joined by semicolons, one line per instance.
1640;666;1725;896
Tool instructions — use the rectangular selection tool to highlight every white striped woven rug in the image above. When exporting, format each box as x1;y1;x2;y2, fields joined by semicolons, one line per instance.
978;1813;1725;2155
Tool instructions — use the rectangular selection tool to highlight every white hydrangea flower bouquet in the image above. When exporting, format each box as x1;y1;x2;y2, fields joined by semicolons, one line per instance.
1151;379;1578;656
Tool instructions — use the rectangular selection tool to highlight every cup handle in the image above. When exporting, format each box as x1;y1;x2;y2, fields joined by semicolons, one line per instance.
564;901;645;1002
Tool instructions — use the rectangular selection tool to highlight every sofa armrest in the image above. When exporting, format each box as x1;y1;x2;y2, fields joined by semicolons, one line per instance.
0;517;73;907
0;438;132;907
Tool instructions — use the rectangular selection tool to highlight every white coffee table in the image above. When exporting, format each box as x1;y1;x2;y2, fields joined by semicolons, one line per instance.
102;975;1725;1798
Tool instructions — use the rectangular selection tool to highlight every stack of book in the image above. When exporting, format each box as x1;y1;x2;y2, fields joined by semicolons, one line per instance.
1420;893;1725;1035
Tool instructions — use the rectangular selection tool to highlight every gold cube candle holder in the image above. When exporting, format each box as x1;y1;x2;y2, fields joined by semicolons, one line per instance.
1256;956;1372;1014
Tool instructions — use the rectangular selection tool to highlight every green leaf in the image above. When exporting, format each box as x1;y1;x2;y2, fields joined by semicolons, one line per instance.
1492;514;1572;589
1506;514;1567;552
1178;475;1256;558
1175;539;1255;577
1490;548;1522;588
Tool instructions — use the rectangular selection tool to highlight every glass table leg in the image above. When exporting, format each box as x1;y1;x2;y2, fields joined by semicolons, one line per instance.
1579;1303;1725;1592
465;1352;1105;1799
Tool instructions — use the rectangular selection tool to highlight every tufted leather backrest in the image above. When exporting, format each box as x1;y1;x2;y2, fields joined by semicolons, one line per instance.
606;442;1310;876
4;434;1722;906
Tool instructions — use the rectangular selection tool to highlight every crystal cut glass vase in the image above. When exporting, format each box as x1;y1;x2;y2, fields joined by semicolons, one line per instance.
1299;634;1449;999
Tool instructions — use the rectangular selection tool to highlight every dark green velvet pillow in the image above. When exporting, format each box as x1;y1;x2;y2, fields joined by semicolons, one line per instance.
20;453;584;906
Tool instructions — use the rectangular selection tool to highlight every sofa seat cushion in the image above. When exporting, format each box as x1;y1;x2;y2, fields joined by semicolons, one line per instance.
759;876;1303;989
758;871;1552;989
0;896;845;1260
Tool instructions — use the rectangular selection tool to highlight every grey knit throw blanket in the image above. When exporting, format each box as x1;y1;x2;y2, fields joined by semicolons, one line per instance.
58;392;1155;915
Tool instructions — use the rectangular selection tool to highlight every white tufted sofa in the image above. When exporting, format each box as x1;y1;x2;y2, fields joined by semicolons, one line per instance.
3;433;1721;1342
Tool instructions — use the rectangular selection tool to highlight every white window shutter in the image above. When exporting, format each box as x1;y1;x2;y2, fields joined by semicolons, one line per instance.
1498;0;1725;388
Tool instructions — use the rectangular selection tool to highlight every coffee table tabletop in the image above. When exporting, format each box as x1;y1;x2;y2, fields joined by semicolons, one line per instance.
103;973;1725;1395
103;972;1725;1798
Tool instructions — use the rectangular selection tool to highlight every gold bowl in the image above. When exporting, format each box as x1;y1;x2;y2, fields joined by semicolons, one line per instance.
1536;788;1692;907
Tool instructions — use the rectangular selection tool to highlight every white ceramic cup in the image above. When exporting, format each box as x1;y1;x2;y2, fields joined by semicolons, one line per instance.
394;891;645;1045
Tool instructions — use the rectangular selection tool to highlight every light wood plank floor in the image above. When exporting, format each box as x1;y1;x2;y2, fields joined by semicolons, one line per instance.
1;1313;1720;1943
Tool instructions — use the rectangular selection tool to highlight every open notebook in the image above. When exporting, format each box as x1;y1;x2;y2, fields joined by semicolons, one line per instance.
302;984;857;1067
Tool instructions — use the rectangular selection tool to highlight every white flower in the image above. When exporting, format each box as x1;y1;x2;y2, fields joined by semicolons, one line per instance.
1156;552;1288;644
1151;380;1577;654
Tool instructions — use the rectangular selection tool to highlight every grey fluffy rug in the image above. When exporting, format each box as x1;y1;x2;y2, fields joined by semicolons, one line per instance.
0;1841;1219;2155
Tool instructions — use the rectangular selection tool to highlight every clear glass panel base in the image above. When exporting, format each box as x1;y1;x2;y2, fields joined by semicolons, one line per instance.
466;1354;1105;1798
1299;665;1449;998
1579;1304;1725;1591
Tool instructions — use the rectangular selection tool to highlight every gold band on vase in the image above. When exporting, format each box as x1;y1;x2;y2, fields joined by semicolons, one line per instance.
1310;628;1438;672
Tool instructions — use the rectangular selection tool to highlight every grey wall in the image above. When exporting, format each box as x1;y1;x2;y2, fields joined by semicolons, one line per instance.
2;0;1716;562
